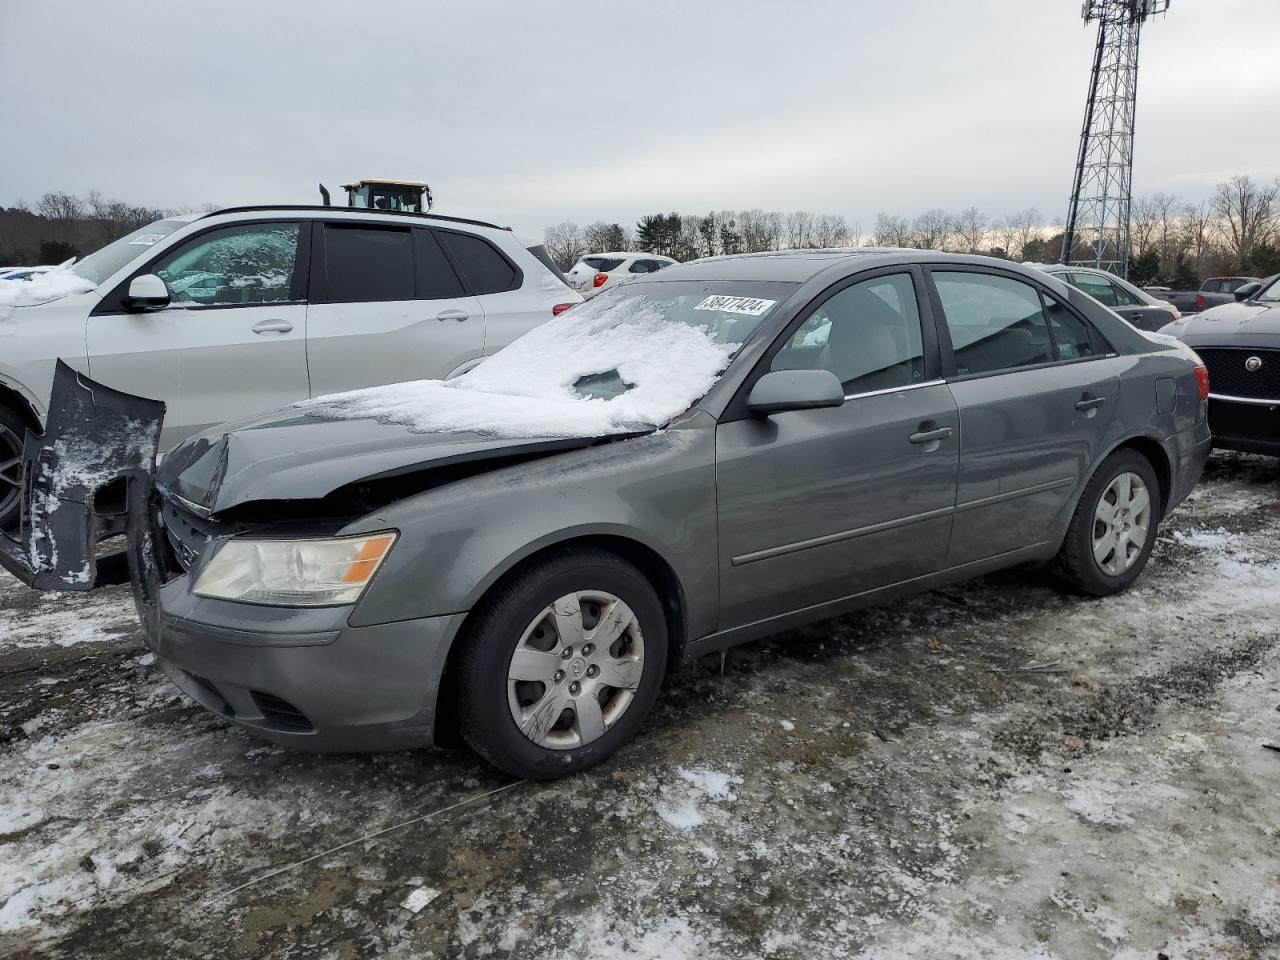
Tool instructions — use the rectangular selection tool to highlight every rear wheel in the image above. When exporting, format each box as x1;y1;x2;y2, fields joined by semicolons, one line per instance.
456;548;668;780
0;405;31;530
1052;449;1161;596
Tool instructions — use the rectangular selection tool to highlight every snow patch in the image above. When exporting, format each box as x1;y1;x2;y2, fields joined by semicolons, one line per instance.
298;293;738;439
0;270;96;319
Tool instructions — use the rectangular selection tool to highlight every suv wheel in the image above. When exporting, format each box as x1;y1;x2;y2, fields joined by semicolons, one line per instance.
1052;449;1162;597
456;548;668;780
0;405;30;530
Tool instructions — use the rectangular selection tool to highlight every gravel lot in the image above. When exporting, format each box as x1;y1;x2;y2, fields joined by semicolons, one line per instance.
2;452;1279;960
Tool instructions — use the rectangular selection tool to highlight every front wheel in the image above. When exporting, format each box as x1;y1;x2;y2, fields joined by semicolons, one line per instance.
0;404;31;531
455;548;668;780
1051;449;1162;597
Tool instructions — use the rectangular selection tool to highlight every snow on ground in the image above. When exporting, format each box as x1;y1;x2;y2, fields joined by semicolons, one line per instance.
300;290;744;438
1;452;1279;958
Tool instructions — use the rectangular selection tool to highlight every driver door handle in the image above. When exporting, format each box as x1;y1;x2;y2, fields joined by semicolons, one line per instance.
1075;395;1107;411
436;309;470;322
909;426;953;444
251;319;293;334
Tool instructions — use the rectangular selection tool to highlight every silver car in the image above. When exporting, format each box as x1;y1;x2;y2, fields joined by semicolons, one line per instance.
0;206;580;524
1;250;1211;780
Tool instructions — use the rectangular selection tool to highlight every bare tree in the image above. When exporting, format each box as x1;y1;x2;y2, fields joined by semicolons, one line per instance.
1149;192;1183;277
1213;175;1280;270
1181;200;1216;279
583;221;627;253
1130;195;1158;260
785;211;816;249
811;213;850;248
36;191;86;242
872;213;911;248
543;221;587;271
1003;207;1043;261
953;207;988;254
910;209;953;251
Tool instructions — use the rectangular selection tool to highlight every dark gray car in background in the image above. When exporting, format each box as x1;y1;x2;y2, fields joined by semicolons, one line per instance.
0;250;1211;780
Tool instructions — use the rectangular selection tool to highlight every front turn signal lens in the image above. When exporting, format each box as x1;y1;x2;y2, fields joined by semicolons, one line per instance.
193;532;398;607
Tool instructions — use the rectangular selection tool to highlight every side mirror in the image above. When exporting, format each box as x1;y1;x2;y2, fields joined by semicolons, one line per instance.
125;274;170;311
1233;281;1261;302
747;369;844;416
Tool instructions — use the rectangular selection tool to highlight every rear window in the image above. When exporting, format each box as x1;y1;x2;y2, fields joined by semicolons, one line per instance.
583;257;625;272
324;225;414;302
439;231;519;295
525;243;568;284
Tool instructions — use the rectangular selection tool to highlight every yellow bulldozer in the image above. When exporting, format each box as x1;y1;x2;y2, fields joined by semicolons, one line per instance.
318;178;433;212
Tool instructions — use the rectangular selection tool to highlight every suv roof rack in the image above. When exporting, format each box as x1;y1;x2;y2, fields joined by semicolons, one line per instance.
198;205;506;231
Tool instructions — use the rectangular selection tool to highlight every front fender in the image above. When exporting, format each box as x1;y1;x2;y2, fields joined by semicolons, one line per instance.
344;417;720;641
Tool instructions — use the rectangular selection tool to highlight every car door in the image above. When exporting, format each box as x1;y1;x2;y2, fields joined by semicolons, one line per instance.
305;222;485;395
1076;271;1167;331
435;229;538;355
86;220;311;444
715;268;960;630
929;268;1120;567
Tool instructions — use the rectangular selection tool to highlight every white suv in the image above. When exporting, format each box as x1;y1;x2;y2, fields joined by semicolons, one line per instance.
0;206;580;523
565;252;677;299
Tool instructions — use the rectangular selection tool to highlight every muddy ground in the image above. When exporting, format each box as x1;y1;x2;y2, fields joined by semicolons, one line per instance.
1;452;1279;959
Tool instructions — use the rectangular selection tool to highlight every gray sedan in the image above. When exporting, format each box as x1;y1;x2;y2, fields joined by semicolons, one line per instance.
0;250;1211;779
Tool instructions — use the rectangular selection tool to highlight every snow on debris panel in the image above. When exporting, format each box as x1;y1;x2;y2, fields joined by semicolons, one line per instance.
298;292;751;439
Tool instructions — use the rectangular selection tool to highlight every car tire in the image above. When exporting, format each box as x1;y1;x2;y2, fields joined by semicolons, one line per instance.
0;403;32;531
455;547;668;780
1051;449;1162;597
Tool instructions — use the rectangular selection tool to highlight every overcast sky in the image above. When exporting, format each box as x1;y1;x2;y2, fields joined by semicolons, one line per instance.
3;0;1278;237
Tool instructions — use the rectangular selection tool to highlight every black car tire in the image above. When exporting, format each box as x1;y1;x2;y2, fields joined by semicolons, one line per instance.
455;547;668;780
1051;448;1162;597
0;403;32;531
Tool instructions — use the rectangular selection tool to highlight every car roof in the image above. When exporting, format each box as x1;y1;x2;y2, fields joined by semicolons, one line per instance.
197;205;505;232
582;252;673;261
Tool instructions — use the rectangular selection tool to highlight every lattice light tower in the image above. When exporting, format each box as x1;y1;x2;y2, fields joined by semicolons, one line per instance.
1060;0;1170;277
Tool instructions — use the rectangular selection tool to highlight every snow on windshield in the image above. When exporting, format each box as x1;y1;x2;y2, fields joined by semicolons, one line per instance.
0;270;97;320
300;292;752;439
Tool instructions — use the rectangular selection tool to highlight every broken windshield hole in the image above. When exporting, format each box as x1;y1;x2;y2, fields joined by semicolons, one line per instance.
573;369;634;401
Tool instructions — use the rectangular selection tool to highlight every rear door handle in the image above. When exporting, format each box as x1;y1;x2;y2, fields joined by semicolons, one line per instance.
436;309;470;322
251;319;293;334
909;426;953;444
1075;396;1107;411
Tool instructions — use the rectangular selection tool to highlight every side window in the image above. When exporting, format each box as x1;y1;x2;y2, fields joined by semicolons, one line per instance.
1109;279;1140;306
154;222;300;306
1069;272;1118;307
438;231;518;295
628;259;659;274
1044;292;1096;361
414;229;464;299
772;273;925;395
934;272;1055;376
323;225;414;302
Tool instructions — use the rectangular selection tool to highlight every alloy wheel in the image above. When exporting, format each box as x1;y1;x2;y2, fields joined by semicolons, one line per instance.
0;424;23;521
506;590;645;750
1092;471;1152;576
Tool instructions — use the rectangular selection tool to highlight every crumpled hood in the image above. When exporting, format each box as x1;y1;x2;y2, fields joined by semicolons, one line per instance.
156;405;609;515
1172;301;1280;345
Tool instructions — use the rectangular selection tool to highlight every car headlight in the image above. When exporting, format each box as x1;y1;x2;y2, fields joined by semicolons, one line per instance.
193;532;397;607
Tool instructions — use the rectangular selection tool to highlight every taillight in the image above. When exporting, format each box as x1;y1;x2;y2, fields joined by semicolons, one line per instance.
592;273;609;288
1194;364;1210;401
551;302;574;316
1194;293;1206;310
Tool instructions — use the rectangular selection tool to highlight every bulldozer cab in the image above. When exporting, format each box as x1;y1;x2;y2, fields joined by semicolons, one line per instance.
341;179;433;212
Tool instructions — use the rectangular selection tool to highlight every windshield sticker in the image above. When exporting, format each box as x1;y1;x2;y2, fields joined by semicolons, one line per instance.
128;234;166;246
694;295;776;317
